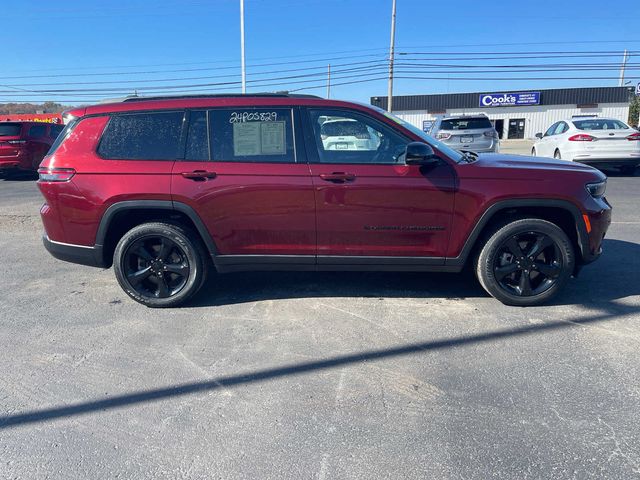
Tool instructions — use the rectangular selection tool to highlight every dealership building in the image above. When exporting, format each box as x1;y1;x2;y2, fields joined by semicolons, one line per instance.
371;86;636;140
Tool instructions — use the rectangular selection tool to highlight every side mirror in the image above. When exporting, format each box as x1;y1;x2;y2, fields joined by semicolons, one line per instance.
404;142;439;166
535;132;544;139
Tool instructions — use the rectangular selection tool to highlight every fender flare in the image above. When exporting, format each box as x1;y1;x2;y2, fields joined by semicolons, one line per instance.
95;200;218;256
445;198;589;267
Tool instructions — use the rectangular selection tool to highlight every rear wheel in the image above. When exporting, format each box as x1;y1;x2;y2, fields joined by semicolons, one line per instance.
475;218;574;306
113;222;208;307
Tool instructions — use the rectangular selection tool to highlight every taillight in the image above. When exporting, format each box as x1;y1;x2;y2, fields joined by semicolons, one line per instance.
38;167;76;182
7;140;26;144
627;133;640;141
436;132;451;140
568;134;596;142
484;130;498;139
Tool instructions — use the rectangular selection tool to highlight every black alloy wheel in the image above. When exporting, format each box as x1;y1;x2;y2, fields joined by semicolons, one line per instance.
475;218;575;306
124;236;190;298
113;222;207;307
493;231;562;297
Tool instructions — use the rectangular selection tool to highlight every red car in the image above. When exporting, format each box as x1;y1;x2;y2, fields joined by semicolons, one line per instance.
0;122;64;175
37;94;611;307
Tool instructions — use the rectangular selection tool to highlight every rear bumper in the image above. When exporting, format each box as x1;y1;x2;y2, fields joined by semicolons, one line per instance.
0;159;21;170
42;234;106;268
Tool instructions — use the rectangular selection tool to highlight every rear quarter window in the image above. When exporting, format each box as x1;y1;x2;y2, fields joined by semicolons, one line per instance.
98;111;185;160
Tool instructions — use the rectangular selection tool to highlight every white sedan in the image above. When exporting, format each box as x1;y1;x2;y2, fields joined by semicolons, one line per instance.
532;117;640;173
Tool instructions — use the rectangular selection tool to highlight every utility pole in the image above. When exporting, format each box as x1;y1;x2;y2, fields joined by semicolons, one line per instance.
387;0;397;112
240;0;246;93
619;49;629;87
327;64;331;98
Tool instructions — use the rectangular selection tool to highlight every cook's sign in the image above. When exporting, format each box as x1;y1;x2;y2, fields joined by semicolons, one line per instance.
479;92;540;107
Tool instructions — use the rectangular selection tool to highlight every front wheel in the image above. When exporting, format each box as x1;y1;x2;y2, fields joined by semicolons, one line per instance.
113;222;208;307
475;218;575;306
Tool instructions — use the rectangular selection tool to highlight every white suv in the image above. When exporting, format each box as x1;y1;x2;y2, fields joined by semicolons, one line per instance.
532;116;640;173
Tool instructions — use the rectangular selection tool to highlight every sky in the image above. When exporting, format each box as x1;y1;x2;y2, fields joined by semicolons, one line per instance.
1;0;639;106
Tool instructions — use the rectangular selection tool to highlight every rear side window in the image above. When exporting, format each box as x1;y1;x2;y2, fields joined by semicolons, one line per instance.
209;108;295;163
185;110;209;161
440;117;492;130
98;111;185;160
0;123;23;136
28;125;47;138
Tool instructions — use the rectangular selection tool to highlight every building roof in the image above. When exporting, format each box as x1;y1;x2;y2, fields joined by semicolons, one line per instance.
371;86;635;112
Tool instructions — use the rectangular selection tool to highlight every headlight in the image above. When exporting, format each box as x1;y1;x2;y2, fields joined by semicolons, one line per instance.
585;180;606;198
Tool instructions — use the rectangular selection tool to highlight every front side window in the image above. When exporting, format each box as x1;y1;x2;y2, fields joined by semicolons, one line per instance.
545;123;559;136
209;108;295;163
98;111;184;160
554;122;567;135
309;109;408;164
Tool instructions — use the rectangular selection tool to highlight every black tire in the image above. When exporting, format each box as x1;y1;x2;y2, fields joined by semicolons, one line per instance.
554;150;562;160
475;218;574;306
113;222;208;308
531;148;536;156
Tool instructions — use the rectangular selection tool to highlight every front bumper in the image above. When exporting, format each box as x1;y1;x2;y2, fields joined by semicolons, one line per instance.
42;235;106;268
580;198;612;265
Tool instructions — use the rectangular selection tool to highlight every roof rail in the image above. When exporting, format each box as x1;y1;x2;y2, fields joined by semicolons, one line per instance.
120;93;322;103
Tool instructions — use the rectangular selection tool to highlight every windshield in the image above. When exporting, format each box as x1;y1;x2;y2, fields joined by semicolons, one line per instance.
441;117;492;130
0;123;22;137
573;119;629;130
371;106;465;163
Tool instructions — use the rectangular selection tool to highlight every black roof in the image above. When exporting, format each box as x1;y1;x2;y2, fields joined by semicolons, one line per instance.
371;86;635;112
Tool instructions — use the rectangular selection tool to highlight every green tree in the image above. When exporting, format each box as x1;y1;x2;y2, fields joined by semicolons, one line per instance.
630;95;640;128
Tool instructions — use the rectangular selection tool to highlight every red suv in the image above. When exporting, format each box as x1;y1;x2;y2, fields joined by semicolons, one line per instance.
37;94;611;307
0;122;64;175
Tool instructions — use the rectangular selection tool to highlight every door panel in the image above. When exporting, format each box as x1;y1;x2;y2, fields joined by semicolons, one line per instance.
172;108;316;256
305;108;455;259
310;163;455;257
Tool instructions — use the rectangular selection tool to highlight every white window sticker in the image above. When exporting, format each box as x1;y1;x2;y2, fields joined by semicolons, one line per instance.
232;120;286;156
260;121;285;155
233;122;261;156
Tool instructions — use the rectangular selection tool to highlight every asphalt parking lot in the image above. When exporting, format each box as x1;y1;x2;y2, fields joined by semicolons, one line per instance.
1;170;639;479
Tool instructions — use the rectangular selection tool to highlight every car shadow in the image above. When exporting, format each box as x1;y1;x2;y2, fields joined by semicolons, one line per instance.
188;238;640;308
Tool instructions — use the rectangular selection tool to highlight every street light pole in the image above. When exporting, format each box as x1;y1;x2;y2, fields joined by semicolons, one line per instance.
618;49;629;87
387;0;397;112
240;0;246;93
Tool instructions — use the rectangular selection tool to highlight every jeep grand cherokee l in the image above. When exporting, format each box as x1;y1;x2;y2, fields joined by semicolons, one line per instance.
37;94;611;307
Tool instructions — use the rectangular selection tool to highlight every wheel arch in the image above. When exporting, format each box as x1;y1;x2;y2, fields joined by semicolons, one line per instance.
447;199;589;269
96;200;217;268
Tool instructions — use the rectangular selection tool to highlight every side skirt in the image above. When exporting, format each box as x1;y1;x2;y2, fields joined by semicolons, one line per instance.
213;255;461;273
